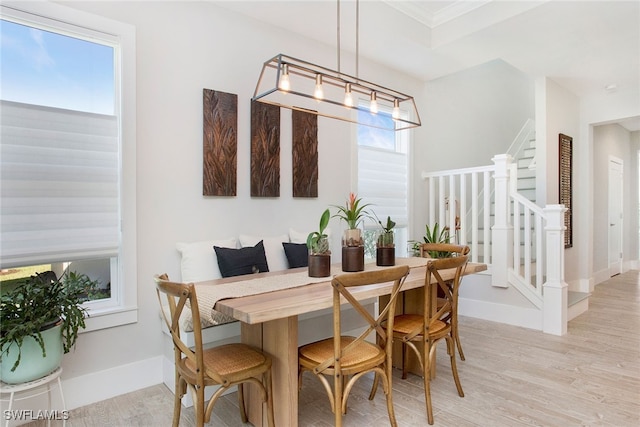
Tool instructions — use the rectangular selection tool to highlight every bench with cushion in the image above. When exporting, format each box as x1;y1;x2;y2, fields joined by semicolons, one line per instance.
160;228;374;406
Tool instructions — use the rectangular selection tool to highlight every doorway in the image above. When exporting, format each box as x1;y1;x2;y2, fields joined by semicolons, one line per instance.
608;156;623;276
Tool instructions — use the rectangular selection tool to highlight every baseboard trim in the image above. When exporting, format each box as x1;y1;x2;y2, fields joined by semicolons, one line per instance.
593;267;612;286
459;297;542;330
62;356;163;410
568;296;589;321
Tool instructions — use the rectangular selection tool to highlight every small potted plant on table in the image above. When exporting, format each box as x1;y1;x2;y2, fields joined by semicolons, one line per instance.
421;222;453;257
0;271;98;384
376;215;396;266
307;209;332;277
333;193;371;272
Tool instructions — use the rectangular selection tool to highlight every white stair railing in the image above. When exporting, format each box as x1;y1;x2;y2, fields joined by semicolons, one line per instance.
510;191;545;305
421;165;494;265
421;153;568;335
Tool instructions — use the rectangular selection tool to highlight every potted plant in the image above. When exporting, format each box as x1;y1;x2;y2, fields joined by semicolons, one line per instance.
332;193;372;272
376;215;396;266
307;208;332;277
421;222;453;257
0;270;98;384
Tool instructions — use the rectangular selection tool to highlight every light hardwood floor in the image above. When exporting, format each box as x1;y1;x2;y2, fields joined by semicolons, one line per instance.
30;271;640;426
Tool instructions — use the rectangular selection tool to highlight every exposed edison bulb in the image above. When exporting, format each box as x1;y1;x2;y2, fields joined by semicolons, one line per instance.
279;64;290;91
392;99;400;119
369;91;378;114
314;74;324;100
344;83;354;107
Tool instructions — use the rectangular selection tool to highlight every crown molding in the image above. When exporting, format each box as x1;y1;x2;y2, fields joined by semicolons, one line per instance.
382;0;492;28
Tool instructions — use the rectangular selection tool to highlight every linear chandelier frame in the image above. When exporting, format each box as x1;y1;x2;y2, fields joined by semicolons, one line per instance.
252;53;421;131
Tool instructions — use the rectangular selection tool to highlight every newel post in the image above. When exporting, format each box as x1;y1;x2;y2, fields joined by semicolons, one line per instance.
543;205;568;336
491;154;513;288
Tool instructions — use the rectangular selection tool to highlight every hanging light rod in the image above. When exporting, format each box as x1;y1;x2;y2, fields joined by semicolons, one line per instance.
252;53;421;131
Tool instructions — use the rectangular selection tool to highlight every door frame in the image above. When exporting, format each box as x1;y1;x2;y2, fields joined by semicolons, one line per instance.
608;156;624;276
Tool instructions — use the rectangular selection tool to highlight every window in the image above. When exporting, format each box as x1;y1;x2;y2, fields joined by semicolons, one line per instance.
357;107;410;258
0;3;137;330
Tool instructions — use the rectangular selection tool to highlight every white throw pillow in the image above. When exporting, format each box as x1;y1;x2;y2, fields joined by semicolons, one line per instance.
289;228;309;244
176;238;237;283
239;234;289;272
289;227;331;244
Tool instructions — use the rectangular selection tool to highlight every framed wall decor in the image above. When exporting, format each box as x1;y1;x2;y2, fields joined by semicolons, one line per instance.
202;89;237;196
292;109;318;198
559;133;572;248
250;100;280;197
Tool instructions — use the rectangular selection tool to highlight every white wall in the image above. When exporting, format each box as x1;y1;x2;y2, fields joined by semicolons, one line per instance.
409;58;540;330
412;58;535;237
578;86;640;289
592;124;636;277
49;0;423;408
538;78;580;286
631;131;640;266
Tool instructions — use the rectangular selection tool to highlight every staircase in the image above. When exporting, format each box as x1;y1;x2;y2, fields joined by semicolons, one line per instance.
516;139;536;203
420;119;589;335
510;124;589;321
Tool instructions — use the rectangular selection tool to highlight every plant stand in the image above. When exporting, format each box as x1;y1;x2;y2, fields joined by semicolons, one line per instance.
342;246;364;272
0;367;67;427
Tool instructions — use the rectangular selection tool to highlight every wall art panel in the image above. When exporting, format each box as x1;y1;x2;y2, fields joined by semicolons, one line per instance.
203;89;237;196
250;100;280;197
292;110;319;198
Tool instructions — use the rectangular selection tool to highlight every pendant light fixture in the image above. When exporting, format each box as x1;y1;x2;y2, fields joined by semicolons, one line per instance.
252;0;421;131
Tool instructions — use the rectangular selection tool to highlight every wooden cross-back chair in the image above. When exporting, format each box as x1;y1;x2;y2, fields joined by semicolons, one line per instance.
154;274;275;427
298;265;410;427
386;252;469;424
419;243;470;360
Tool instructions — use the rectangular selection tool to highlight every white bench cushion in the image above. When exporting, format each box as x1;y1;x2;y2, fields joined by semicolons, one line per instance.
176;238;237;283
174;238;238;331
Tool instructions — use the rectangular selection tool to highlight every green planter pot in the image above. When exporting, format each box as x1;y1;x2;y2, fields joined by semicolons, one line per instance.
0;322;63;384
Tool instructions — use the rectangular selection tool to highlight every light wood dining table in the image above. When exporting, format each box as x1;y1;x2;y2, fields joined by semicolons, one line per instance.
209;257;487;427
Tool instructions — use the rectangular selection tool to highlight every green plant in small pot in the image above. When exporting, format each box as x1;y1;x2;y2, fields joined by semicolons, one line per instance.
376;215;396;266
332;193;372;272
307;208;332;278
0;271;98;384
421;222;453;258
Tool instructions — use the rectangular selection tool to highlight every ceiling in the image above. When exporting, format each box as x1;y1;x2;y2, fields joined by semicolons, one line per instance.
216;0;640;131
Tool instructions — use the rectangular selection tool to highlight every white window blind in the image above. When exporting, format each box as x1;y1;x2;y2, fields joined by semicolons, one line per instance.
0;100;119;269
357;146;408;227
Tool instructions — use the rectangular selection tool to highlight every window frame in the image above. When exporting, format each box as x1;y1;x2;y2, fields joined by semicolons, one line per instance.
1;1;137;331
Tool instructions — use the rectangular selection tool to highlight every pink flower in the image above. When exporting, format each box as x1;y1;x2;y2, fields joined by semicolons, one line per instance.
348;192;357;211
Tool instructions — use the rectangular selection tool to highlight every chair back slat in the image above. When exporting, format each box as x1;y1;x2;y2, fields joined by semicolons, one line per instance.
419;243;470;258
155;274;224;385
313;265;410;375
424;255;469;334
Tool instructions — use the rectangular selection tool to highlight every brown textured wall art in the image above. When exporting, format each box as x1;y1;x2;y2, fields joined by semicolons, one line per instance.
292;109;318;198
250;100;280;197
202;89;237;196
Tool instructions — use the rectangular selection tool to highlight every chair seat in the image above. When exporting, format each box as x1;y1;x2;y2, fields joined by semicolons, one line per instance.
392;314;449;338
183;343;269;382
299;336;385;375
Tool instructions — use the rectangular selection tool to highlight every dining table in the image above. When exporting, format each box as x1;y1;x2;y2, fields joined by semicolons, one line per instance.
197;256;487;427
